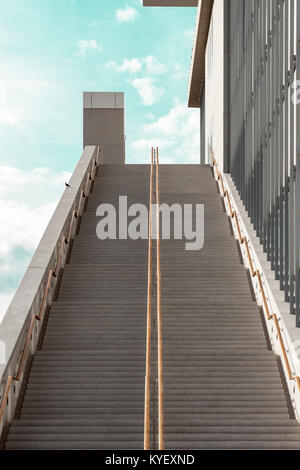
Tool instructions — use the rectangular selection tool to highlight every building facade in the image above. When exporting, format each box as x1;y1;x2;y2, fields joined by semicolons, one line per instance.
145;0;300;327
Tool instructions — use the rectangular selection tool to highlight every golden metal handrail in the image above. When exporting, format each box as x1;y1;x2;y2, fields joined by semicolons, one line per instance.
0;376;13;423
144;148;165;450
255;270;272;321
273;314;293;381
36;270;54;322
67;210;78;245
144;148;154;450
232;211;243;243
15;314;36;381
156;148;164;450
0;149;100;426
54;236;67;277
209;146;300;390
243;238;256;278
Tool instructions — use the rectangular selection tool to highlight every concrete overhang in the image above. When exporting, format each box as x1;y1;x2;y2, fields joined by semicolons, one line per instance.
188;0;213;108
143;1;198;6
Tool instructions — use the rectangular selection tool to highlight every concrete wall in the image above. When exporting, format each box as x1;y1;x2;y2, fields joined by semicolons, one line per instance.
0;146;98;438
83;92;125;164
223;0;230;173
204;0;224;171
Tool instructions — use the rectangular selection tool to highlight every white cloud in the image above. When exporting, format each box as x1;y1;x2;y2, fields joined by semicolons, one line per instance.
131;101;200;163
0;75;78;165
171;63;187;81
106;58;142;74
129;77;165;106
106;56;166;76
76;40;102;56
0;79;60;127
0;109;20;125
143;56;166;75
132;138;174;150
116;5;138;23
0;166;71;322
143;100;199;137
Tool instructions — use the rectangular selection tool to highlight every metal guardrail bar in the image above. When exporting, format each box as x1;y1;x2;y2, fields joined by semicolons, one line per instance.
156;148;164;450
0;149;100;428
36;270;54;322
233;211;243;243
0;376;13;423
144;148;154;450
256;270;272;321
15;314;36;381
54;236;67;277
209;145;300;391
273;314;293;381
243;238;256;278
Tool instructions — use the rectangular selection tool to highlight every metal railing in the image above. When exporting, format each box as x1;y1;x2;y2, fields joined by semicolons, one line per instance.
0;147;100;428
155;148;164;451
210;146;300;391
144;147;164;450
144;149;153;450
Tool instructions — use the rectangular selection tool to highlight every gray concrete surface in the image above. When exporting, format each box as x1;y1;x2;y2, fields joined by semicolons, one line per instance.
0;146;98;440
83;92;125;164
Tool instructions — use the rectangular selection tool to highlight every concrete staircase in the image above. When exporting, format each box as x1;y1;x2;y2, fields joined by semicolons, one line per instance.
5;165;149;450
5;164;300;449
159;165;300;449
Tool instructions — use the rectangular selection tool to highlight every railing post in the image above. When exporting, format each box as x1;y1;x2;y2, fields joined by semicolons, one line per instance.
144;148;153;450
156;148;164;451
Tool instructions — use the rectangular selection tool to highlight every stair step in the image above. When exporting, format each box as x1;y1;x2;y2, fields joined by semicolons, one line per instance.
6;440;299;450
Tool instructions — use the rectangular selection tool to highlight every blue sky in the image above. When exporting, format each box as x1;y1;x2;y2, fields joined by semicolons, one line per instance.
0;0;199;320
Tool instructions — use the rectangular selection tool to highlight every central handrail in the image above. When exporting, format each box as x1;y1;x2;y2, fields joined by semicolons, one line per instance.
144;149;154;450
156;148;164;450
144;147;164;450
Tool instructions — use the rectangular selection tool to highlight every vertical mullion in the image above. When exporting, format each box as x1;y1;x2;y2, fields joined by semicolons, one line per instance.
273;0;279;277
284;0;290;301
262;0;267;248
265;0;272;261
254;0;259;233
289;0;296;316
270;0;276;269
266;0;270;251
279;0;284;288
274;0;281;281
296;0;300;326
